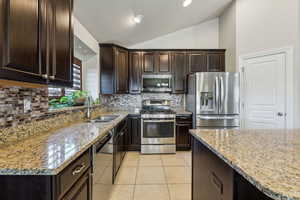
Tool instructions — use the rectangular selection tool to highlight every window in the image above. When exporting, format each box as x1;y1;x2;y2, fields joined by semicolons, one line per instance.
48;57;82;98
71;57;82;90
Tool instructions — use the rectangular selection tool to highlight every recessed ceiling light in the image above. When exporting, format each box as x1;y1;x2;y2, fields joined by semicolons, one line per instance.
182;0;192;7
133;14;144;24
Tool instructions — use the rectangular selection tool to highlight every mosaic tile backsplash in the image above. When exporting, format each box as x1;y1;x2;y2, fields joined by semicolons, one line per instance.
100;93;185;109
0;85;105;144
0;86;49;129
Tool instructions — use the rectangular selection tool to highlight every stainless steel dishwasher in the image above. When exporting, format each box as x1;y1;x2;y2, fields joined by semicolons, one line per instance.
92;129;114;200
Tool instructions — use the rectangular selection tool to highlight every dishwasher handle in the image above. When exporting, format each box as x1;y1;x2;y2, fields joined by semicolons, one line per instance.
95;131;113;153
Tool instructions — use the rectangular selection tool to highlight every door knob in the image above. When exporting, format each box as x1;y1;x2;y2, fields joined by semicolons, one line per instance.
277;112;284;117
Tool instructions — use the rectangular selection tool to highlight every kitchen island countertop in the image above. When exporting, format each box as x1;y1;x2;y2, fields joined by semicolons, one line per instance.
190;129;300;200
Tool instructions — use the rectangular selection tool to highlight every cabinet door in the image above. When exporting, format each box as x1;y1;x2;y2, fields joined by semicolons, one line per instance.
115;48;129;93
0;0;45;82
172;52;187;94
192;138;233;200
188;52;207;73
129;52;142;94
234;173;273;200
157;52;171;73
127;117;141;151
62;170;92;200
207;53;225;72
176;123;192;151
100;47;114;94
49;0;73;87
143;52;155;74
114;135;122;178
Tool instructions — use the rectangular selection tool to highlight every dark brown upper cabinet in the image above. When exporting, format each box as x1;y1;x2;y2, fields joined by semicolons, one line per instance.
188;52;208;73
207;52;225;72
142;51;171;74
142;52;155;74
157;52;171;73
0;0;43;83
188;50;225;73
172;52;187;94
0;0;74;87
48;0;74;87
115;48;129;94
129;52;142;94
100;44;129;94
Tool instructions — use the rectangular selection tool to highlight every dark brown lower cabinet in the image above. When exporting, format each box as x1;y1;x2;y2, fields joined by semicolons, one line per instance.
0;149;92;200
192;137;233;200
176;115;192;151
234;173;272;200
62;170;92;200
192;137;274;200
114;119;128;180
126;115;141;151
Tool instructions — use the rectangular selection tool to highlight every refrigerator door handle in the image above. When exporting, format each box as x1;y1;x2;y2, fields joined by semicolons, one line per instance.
220;76;224;111
198;116;240;120
215;76;219;112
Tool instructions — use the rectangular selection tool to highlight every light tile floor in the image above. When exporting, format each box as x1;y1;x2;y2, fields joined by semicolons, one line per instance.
93;151;192;200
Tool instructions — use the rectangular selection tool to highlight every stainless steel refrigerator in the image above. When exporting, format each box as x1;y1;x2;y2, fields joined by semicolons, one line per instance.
187;72;240;129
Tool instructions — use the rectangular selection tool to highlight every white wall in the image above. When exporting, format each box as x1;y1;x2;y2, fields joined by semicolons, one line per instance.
74;17;100;100
129;18;219;49
227;0;299;127
74;17;99;54
295;0;300;128
219;1;236;72
236;0;298;58
82;56;99;100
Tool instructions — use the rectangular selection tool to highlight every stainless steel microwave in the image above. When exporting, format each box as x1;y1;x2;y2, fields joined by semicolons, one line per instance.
142;75;172;93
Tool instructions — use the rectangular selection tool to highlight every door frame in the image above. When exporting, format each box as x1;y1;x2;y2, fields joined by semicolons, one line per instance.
239;47;294;129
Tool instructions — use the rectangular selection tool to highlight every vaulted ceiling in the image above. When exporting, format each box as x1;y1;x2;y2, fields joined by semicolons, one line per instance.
74;0;232;47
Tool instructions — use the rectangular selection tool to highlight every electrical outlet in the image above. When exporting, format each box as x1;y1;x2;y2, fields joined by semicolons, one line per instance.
23;98;32;113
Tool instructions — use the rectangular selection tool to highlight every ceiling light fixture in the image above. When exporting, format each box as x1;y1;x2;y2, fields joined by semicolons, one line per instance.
133;14;144;24
182;0;192;7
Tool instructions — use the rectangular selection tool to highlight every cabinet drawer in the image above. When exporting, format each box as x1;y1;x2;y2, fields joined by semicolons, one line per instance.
59;151;91;196
61;169;92;200
176;115;192;124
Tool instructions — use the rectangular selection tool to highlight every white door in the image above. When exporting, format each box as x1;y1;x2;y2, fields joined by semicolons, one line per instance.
242;53;286;129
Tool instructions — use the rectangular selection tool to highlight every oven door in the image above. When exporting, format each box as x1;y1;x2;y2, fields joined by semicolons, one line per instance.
141;119;175;144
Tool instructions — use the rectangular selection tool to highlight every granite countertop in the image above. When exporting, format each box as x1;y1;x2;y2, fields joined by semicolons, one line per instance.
0;112;129;175
172;107;192;116
190;129;300;200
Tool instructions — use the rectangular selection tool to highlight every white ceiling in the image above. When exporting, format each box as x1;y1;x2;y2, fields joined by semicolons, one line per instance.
74;0;232;47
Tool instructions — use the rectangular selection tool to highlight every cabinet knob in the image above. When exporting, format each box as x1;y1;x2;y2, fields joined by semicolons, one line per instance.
42;74;48;79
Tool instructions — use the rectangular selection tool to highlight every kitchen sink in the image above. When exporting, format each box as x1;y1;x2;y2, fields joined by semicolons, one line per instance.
89;115;119;123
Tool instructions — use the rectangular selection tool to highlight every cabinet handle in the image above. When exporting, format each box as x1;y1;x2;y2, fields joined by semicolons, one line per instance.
72;163;86;175
49;75;55;80
42;74;48;79
211;172;223;195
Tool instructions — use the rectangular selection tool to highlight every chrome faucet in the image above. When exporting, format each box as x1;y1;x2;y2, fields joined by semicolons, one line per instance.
86;96;92;119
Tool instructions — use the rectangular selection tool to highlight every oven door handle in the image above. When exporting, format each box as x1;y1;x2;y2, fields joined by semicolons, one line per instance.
143;120;175;123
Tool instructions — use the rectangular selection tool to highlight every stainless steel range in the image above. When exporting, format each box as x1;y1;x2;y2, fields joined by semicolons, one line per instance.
141;99;176;154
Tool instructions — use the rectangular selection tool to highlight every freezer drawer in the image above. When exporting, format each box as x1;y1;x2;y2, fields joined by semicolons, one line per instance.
196;115;240;127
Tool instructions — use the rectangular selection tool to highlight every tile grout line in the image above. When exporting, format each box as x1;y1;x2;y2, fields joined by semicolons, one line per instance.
132;152;141;200
162;156;172;200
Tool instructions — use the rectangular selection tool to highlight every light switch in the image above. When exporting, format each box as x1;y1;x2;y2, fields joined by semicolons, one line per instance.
23;98;32;113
